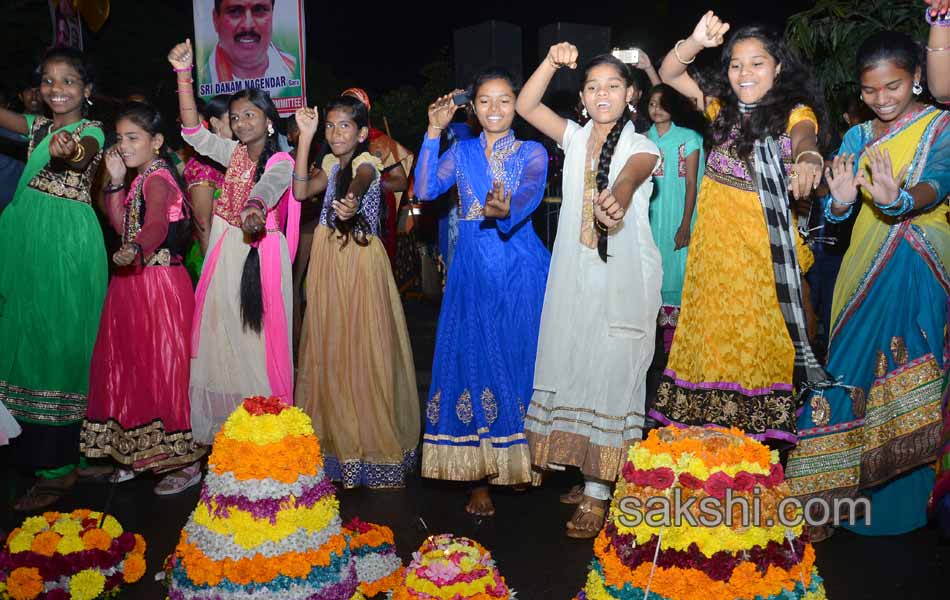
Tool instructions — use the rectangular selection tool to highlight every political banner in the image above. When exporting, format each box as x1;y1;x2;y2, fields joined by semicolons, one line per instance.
193;0;306;115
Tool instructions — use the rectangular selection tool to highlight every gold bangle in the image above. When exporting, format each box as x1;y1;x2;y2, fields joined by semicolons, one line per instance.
674;40;696;65
69;141;85;163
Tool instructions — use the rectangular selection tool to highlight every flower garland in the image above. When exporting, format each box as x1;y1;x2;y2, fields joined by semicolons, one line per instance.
392;535;510;600
0;511;146;600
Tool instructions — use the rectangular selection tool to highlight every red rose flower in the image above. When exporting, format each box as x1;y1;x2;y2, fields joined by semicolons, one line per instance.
647;467;675;490
116;532;135;553
677;473;704;489
243;395;288;415
733;471;756;492
703;471;734;499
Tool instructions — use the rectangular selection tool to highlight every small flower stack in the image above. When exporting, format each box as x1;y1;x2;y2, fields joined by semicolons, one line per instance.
0;510;147;600
165;396;401;599
576;426;828;600
392;534;512;600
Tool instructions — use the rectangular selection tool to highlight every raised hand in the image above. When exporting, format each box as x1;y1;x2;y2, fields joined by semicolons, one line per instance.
427;92;462;132
483;180;511;219
113;243;138;267
546;42;579;70
295;107;319;138
333;192;359;221
104;146;127;184
168;39;194;70
49;131;77;160
855;146;910;210
691;11;731;48
633;49;652;71
825;153;860;209
926;0;950;17
593;188;625;230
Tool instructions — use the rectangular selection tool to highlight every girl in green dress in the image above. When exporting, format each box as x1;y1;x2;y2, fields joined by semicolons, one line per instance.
0;48;107;511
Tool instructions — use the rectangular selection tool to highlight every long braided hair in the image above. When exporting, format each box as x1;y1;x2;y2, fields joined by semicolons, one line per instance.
582;54;635;263
326;96;372;249
231;88;281;333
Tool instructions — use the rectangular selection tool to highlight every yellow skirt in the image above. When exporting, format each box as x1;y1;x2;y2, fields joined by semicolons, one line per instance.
295;225;420;487
652;178;812;441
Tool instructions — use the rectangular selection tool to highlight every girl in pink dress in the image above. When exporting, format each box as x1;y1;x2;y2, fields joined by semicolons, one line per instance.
81;102;204;494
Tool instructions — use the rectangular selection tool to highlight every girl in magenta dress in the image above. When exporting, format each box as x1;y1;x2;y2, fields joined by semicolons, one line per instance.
81;103;204;494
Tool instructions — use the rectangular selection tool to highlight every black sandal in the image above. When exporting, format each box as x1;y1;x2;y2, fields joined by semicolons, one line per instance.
13;481;73;512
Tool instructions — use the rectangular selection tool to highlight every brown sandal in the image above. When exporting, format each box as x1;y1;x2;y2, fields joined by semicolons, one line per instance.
565;496;607;539
559;484;585;505
14;472;77;512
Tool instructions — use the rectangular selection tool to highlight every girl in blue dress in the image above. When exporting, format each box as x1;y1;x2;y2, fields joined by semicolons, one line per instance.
415;68;551;516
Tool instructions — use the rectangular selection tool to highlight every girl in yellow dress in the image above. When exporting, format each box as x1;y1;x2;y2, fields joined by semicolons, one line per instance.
650;11;827;443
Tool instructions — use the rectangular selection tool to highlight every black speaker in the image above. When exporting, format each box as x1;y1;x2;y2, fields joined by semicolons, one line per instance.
537;23;611;94
453;21;523;89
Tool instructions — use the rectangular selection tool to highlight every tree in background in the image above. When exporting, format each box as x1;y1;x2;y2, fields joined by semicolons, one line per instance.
373;51;452;145
786;0;927;135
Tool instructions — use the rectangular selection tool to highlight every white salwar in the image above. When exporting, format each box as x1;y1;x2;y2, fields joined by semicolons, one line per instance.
525;119;662;482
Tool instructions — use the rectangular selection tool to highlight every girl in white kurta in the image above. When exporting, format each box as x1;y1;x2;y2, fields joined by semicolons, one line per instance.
517;44;662;538
169;41;298;444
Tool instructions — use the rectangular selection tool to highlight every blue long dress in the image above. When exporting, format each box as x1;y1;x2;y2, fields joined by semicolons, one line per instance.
414;131;550;485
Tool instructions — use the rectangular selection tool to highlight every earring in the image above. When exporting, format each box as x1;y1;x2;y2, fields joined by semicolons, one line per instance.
581;107;588;118
267;123;275;135
628;103;636;113
86;97;93;107
912;80;923;96
153;147;160;156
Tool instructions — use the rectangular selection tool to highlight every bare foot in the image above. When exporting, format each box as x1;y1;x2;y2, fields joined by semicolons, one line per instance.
465;486;495;517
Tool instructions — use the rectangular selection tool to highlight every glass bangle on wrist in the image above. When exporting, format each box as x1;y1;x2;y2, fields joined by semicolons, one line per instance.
879;188;914;217
292;172;310;182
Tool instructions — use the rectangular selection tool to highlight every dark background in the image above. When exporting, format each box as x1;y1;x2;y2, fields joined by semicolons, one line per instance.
3;0;814;109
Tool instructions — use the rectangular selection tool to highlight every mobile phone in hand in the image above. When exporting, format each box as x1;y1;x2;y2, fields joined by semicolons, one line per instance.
452;91;471;106
611;48;639;64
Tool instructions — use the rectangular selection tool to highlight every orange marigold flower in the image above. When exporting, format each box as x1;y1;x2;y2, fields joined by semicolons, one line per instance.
42;512;60;524
81;528;113;552
6;566;44;600
228;557;256;585
281;553;313;579
123;554;147;583
133;533;147;556
30;531;62;557
71;509;91;520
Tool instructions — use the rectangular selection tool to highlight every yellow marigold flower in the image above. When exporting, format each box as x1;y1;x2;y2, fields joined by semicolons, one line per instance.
69;569;106;600
101;515;123;538
8;530;35;554
56;534;87;555
52;518;82;537
6;567;44;600
19;516;50;535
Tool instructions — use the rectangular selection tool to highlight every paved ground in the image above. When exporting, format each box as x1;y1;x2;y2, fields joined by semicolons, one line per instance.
1;299;946;599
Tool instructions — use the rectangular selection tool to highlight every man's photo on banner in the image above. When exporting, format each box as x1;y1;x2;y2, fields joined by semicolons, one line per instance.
193;0;306;113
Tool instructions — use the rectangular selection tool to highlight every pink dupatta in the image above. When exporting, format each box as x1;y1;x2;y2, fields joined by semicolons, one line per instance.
191;151;301;403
